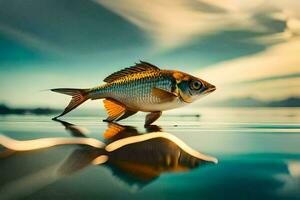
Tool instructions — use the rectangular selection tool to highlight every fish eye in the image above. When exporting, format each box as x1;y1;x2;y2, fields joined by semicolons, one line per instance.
190;80;202;90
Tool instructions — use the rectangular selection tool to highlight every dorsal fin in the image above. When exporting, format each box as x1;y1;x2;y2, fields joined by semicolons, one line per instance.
103;61;160;83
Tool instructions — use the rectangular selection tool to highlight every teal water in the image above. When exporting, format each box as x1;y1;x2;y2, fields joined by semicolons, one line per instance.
0;108;300;200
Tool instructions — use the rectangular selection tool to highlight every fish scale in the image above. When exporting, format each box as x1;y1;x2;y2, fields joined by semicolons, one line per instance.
51;61;216;125
91;72;171;103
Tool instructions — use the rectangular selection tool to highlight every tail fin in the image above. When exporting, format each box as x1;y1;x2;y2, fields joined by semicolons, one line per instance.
51;88;90;119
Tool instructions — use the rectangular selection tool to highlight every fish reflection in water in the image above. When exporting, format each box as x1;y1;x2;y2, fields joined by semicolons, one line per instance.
54;119;90;137
0;120;217;194
90;123;216;187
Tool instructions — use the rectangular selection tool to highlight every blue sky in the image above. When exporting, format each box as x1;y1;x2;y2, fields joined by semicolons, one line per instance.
0;0;299;108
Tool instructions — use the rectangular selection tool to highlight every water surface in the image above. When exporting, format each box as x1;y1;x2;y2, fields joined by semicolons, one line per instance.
0;108;300;200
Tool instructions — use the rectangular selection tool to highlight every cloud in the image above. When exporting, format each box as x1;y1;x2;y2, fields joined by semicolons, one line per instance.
94;0;259;50
199;38;300;84
198;38;300;100
163;0;300;101
0;0;148;58
94;0;300;50
0;23;64;56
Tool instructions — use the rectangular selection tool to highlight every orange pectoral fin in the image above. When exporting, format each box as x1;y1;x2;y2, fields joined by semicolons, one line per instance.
152;87;178;102
103;98;126;122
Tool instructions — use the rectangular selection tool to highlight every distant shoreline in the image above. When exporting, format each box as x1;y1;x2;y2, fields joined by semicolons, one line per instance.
211;97;300;107
0;104;59;115
1;97;300;116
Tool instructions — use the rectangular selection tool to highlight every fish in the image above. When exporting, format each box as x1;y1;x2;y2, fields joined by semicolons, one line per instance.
52;61;216;125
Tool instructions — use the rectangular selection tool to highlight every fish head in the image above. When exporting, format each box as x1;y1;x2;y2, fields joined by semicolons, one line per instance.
173;71;216;103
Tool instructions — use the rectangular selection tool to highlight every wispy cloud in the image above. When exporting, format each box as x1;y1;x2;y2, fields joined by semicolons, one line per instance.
195;0;300;101
0;23;64;56
199;38;300;84
94;0;259;50
94;0;300;51
198;38;300;100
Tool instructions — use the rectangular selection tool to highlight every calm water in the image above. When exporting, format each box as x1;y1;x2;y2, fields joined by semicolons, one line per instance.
0;108;300;200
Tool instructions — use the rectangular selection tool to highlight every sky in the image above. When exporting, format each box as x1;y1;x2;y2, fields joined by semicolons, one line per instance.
0;0;299;109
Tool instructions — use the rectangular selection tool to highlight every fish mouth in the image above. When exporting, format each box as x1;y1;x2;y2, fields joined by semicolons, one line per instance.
203;85;216;94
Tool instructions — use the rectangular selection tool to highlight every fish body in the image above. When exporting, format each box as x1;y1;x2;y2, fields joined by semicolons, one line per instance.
89;70;184;112
52;61;216;125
